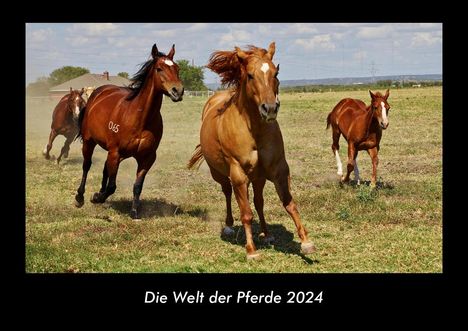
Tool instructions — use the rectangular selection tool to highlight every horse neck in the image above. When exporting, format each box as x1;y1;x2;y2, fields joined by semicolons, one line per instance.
134;72;164;124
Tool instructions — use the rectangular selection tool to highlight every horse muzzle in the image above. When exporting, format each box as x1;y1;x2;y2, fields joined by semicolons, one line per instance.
259;102;280;122
380;122;389;129
168;86;184;102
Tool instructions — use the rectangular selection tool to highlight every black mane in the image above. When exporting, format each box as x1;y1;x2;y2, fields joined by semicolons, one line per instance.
126;51;167;101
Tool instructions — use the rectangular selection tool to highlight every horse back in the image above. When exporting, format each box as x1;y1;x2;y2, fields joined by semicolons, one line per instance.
51;94;74;132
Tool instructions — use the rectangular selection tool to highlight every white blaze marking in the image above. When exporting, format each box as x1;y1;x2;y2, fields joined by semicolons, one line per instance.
261;63;269;73
354;159;360;184
335;150;343;176
381;101;388;125
75;106;80;116
164;59;174;66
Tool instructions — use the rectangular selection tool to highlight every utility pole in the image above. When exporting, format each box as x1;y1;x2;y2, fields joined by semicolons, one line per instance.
370;61;377;83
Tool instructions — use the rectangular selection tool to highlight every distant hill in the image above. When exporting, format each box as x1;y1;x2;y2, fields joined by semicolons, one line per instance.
206;74;442;90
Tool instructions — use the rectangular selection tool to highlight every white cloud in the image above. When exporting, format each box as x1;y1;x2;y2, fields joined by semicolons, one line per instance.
65;36;94;46
289;23;317;34
69;23;120;36
152;29;177;38
357;25;393;39
294;34;335;51
411;32;442;46
29;28;54;43
219;29;252;45
186;23;209;32
353;50;367;60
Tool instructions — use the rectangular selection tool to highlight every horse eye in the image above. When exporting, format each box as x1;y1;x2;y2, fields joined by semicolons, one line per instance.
247;73;254;80
156;68;163;72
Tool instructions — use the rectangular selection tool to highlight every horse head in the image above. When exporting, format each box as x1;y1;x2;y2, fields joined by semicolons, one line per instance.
68;87;86;121
151;44;184;102
369;89;391;129
236;42;280;122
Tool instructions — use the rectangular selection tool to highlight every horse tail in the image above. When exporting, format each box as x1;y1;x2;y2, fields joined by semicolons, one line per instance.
187;144;204;169
326;111;332;130
74;105;86;142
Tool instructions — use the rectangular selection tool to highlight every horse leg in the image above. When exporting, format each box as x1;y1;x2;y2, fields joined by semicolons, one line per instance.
230;164;258;259
91;161;108;204
209;166;235;235
354;154;361;185
331;127;343;177
43;129;58;160
342;143;357;184
130;153;156;220
253;178;273;244
273;162;315;255
97;150;121;203
367;147;379;188
57;134;73;164
75;140;96;207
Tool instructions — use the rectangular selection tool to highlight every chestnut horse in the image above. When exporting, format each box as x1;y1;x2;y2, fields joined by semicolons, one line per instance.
326;90;391;187
74;44;184;219
188;42;315;259
43;87;86;164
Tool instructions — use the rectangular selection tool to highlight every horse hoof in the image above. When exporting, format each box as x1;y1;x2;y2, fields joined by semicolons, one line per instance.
74;198;84;208
301;242;316;255
223;226;235;236
246;252;261;260
130;210;141;221
91;193;105;204
259;233;275;244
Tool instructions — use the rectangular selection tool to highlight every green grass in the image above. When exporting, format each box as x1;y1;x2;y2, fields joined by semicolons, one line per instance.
25;87;442;273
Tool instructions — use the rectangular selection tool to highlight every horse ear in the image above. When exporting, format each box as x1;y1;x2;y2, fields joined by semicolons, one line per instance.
167;44;175;60
151;44;159;59
80;88;85;95
235;47;248;62
70;87;73;94
384;89;390;100
369;90;376;99
266;42;276;60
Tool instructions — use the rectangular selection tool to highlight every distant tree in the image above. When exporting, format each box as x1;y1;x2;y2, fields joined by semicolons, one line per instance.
376;80;393;87
26;76;51;96
117;72;129;79
49;66;89;87
177;60;207;91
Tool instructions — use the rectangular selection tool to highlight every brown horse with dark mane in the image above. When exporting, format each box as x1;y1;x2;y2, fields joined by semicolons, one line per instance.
326;90;391;187
188;42;315;259
74;44;184;220
43;87;86;164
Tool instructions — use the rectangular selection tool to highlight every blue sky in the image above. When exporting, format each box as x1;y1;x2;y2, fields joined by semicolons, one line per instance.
26;23;442;86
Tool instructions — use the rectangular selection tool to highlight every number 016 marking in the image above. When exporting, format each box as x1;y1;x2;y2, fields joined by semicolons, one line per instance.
286;291;323;303
108;121;120;133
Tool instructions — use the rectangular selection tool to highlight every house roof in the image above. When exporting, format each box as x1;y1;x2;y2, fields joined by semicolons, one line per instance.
49;73;131;92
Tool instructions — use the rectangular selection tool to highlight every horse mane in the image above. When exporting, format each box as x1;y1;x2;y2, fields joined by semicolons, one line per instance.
126;51;167;101
206;45;267;88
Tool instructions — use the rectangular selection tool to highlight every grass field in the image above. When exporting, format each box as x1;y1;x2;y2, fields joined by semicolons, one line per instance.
25;87;442;273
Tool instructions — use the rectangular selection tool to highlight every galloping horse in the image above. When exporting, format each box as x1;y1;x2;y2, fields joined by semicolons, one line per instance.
326;89;391;187
188;42;315;259
43;87;86;164
74;44;184;219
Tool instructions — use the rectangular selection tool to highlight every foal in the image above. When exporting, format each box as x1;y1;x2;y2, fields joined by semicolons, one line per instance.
43;87;86;164
326;89;391;187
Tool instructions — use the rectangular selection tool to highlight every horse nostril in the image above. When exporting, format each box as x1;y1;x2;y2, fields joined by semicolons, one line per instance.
261;104;268;112
171;87;178;94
